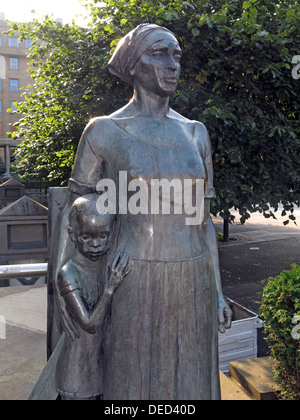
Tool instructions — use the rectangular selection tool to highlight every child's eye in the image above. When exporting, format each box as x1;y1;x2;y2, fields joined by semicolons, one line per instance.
100;233;109;239
81;234;90;240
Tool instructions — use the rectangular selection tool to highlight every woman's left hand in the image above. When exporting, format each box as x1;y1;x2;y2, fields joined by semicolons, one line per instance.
217;293;232;333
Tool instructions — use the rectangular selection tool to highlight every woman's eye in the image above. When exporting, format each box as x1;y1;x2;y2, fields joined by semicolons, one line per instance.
151;51;163;58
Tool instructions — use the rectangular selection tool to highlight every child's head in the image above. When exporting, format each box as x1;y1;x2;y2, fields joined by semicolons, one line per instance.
68;194;113;261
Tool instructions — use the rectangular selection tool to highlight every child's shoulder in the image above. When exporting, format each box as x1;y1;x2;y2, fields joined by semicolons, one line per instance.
58;258;78;278
57;258;81;296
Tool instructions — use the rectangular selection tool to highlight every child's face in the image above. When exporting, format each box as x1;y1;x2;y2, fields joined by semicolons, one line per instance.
71;214;111;262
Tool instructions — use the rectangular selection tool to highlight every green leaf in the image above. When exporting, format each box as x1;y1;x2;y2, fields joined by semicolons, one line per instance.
243;1;251;9
257;30;268;37
103;25;115;33
191;27;200;37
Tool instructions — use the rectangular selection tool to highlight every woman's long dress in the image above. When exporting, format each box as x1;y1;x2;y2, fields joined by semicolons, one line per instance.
69;115;220;400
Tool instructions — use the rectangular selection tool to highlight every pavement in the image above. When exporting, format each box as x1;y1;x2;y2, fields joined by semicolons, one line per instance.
214;208;300;315
0;208;299;400
0;285;47;400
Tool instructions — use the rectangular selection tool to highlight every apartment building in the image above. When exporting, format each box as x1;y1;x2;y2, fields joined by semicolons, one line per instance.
0;13;32;178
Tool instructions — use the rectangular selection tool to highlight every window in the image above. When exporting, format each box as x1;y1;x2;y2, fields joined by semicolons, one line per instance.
8;37;19;48
9;79;19;92
5;188;21;199
0;101;2;113
10;101;18;112
0;37;2;47
25;39;32;49
0;122;2;136
9;58;19;70
8;224;48;250
0;79;2;91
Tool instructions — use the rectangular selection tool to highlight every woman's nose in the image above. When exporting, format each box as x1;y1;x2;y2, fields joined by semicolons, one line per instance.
166;56;178;71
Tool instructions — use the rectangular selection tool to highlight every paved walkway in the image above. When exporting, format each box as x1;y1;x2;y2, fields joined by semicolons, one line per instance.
213;208;300;314
0;286;47;400
0;209;299;400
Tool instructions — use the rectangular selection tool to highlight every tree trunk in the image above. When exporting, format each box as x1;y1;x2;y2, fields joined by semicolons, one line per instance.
223;218;229;242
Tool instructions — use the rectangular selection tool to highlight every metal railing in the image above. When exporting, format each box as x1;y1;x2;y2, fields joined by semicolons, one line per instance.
0;263;48;280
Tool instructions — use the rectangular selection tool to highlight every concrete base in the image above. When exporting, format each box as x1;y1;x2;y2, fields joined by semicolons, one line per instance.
229;357;280;400
220;371;253;400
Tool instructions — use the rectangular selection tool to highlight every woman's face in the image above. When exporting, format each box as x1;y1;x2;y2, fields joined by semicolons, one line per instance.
131;33;182;98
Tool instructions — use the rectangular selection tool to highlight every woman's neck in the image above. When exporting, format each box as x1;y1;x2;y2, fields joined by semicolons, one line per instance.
131;86;170;118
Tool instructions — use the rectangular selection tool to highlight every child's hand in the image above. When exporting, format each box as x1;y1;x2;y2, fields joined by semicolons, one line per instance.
107;252;132;293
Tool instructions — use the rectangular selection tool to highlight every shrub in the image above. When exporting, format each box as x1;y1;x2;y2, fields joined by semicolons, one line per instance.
260;264;300;400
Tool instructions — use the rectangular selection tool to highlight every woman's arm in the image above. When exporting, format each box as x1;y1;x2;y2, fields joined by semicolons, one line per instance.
54;120;103;278
53;119;106;339
197;122;232;333
202;201;232;333
55;118;106;264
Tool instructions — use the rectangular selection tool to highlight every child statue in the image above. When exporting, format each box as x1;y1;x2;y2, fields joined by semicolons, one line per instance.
55;194;131;400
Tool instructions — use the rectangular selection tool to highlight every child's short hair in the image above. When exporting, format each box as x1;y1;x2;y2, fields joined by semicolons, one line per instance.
69;194;111;230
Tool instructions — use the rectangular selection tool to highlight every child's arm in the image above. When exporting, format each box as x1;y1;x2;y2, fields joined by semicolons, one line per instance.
58;254;131;335
86;253;131;330
57;268;94;335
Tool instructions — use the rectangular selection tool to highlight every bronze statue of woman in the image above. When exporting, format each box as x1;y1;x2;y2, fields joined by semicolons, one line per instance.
55;23;232;400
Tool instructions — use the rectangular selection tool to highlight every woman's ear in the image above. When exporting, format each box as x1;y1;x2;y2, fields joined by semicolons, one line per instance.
68;227;76;243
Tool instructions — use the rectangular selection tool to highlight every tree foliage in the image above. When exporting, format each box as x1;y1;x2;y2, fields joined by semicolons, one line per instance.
8;18;130;183
9;0;300;223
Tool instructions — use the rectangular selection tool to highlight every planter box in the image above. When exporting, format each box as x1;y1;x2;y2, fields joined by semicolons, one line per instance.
218;298;264;374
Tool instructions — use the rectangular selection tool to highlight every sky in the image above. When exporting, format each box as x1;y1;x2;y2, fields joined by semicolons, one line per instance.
1;0;91;26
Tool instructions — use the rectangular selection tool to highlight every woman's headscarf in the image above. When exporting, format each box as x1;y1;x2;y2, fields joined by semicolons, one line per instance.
107;24;177;86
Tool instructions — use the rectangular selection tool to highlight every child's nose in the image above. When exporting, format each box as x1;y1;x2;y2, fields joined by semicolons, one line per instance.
92;238;101;247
